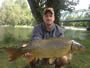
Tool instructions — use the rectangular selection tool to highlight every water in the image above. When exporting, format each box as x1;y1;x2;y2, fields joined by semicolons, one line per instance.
65;29;90;40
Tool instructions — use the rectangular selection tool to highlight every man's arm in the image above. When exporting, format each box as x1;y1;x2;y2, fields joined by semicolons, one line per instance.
58;27;64;37
31;25;43;41
55;24;64;37
22;25;43;56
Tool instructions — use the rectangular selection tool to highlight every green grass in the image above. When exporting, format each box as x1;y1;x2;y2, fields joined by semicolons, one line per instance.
0;27;90;68
64;30;90;68
0;43;29;68
67;39;90;68
0;26;33;68
0;38;90;68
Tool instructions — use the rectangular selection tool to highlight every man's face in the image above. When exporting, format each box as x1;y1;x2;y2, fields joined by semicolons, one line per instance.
43;12;55;26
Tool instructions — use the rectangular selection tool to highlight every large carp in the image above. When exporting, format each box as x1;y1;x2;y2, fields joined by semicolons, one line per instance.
6;37;85;62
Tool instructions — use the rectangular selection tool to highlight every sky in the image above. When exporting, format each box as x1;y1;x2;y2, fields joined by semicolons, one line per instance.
75;0;90;10
0;0;90;10
0;0;3;7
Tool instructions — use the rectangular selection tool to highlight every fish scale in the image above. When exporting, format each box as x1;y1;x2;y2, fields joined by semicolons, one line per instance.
6;37;85;61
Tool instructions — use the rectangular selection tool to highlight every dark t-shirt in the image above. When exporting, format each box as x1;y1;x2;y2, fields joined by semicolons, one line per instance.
31;22;64;41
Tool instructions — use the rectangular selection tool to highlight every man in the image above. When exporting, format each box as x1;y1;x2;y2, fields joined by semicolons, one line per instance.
23;8;71;68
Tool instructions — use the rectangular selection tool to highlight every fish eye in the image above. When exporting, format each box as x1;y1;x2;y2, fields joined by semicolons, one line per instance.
80;45;84;48
79;46;82;47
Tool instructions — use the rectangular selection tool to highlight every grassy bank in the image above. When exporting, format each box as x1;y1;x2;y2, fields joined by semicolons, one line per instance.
0;26;90;68
0;37;90;68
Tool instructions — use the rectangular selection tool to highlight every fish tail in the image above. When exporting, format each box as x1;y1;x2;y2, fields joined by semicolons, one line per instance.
6;48;18;54
6;47;26;62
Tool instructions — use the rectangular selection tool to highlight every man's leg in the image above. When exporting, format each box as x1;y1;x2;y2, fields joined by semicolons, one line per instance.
29;61;36;68
41;58;49;64
29;60;36;68
29;58;39;68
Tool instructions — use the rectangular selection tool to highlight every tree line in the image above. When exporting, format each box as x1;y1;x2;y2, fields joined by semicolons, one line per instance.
0;0;35;26
62;9;90;27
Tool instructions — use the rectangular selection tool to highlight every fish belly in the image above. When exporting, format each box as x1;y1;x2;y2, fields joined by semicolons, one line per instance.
27;38;72;58
30;45;71;58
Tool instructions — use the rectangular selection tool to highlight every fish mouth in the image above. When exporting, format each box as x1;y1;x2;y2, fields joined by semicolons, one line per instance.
80;48;86;52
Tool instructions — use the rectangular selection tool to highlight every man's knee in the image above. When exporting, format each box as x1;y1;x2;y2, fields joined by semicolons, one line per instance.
55;54;72;66
29;58;39;68
61;56;68;64
55;56;68;65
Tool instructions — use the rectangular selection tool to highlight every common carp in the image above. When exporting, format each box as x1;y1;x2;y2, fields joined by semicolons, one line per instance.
6;37;85;62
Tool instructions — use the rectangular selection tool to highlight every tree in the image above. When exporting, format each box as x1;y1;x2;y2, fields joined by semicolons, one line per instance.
0;0;34;26
61;9;89;27
86;5;90;27
27;0;79;25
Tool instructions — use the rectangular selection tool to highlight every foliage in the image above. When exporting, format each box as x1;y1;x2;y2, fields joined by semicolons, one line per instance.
62;9;89;27
84;6;90;27
0;0;35;26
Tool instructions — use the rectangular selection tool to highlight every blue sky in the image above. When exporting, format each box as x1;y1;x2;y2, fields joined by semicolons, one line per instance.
0;0;90;10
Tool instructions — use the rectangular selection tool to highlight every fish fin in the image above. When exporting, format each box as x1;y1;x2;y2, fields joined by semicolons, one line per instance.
6;48;18;54
6;48;25;62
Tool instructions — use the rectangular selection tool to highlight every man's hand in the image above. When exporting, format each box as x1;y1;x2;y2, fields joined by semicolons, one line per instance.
22;44;32;57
